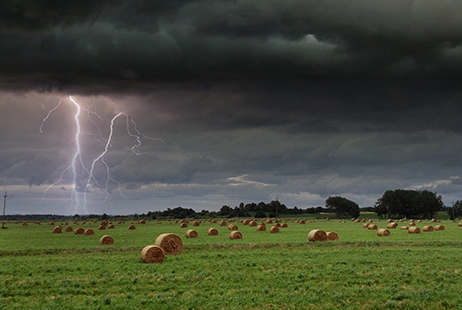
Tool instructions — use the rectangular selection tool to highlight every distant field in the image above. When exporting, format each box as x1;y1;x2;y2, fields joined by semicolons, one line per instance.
1;218;461;309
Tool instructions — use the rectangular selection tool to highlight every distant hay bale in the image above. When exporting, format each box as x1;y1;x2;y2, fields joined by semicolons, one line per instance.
401;226;409;230
128;224;136;230
53;226;62;233
180;219;188;224
220;220;227;226
368;224;378;230
274;222;281;227
308;229;327;242
423;225;434;232
249;221;257;227
155;233;183;255
387;219;394;223
156;220;162;224
180;222;188;228
270;226;280;234
228;224;238;231
377;229;390;236
74;227;85;235
387;222;398;229
431;218;438;223
22;223;28;226
108;224;115;229
141;245;165;263
362;223;369;228
299;219;306;224
257;224;267;231
355;219;361;223
408;227;421;234
100;235;114;245
368;219;373;223
208;228;218;236
229;231;243;240
185;229;198;238
65;226;73;232
49;222;55;225
435;225;445;231
139;219;146;224
192;221;200;227
281;223;288;228
408;221;416;226
458;222;462;227
417;220;422;223
84;228;95;235
326;231;339;241
98;225;106;230
266;219;273;224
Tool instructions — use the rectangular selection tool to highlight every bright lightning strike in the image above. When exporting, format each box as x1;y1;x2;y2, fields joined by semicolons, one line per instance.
40;96;158;215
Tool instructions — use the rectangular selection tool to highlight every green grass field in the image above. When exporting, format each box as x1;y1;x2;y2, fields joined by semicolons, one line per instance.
1;218;462;309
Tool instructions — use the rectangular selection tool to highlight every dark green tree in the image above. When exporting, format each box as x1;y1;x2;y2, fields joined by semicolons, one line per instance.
325;196;360;218
447;200;462;220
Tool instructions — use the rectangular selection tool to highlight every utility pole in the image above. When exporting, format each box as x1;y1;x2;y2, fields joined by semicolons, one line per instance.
2;192;6;229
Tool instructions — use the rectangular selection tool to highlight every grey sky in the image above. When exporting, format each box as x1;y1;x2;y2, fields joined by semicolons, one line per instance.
1;1;462;215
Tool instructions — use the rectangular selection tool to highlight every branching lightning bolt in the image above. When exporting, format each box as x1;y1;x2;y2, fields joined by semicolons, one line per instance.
39;96;158;214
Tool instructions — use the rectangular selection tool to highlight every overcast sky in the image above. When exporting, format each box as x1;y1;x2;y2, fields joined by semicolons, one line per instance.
1;0;462;215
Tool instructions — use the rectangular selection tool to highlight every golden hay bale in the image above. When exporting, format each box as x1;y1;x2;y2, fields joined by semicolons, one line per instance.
141;245;165;263
355;219;361;223
155;233;183;255
229;231;243;240
458;222;462;227
192;221;200;226
377;229;390;236
219;220;227;226
228;224;238;231
156;220;162;224
417;220;422;223
326;231;339;241
408;227;421;234
281;223;288;228
368;219;373;223
180;219;188;224
74;227;85;235
249;221;257;227
98;225;106;230
128;224;136;230
408;221;416;226
270;226;280;234
139;219;146;224
387;219;394;223
22;223;28;226
185;229;198;238
368;224;378;230
423;225;434;232
208;228;218;236
362;223;369;228
65;226;73;232
401;226;409;230
108;224;115;229
387;222;398;229
180;222;188;228
435;225;445;231
274;222;281;227
53;226;62;233
84;228;95;235
299;219;306;224
100;235;114;245
431;218;438;223
266;219;273;224
308;229;327;242
101;221;108;226
257;225;267;231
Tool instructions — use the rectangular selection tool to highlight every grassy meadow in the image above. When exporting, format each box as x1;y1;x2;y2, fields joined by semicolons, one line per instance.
1;217;462;309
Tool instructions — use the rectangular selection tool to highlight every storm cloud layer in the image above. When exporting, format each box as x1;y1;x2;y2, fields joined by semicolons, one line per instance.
1;1;462;214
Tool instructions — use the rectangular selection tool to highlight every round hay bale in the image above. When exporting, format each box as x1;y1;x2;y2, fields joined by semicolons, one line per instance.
141;245;165;263
423;225;434;232
431;218;438;223
185;229;198;238
270;226;280;234
274;222;281;227
219;220;227;226
249;221;257;227
128;224;136;230
229;231;243;240
408;226;421;234
308;229;327;242
387;222;398;229
401;226;409;230
377;229;390;236
53;226;62;233
228;224;238;231
281;223;288;228
65;226;73;232
256;224;267;231
107;224;115;229
192;221;200;227
458;222;462;227
74;227;85;235
180;222;188;228
84;228;94;236
266;219;273;224
326;231;339;241
368;224;378;230
98;225;106;230
408;221;416;226
435;225;445;231
155;233;183;255
208;228;218;236
22;223;28;226
100;235;114;245
299;219;306;224
362;223;369;228
139;219;146;224
49;222;55;225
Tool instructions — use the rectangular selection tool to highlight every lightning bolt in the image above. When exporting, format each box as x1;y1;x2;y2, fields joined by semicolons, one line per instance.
39;96;158;214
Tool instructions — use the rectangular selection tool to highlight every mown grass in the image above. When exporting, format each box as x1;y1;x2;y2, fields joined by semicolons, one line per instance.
1;219;462;309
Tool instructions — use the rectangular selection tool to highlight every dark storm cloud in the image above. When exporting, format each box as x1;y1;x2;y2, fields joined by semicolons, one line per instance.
2;0;462;92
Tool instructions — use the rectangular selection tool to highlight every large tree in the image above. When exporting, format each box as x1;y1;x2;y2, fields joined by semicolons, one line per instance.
325;196;360;218
375;189;444;219
447;200;462;220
